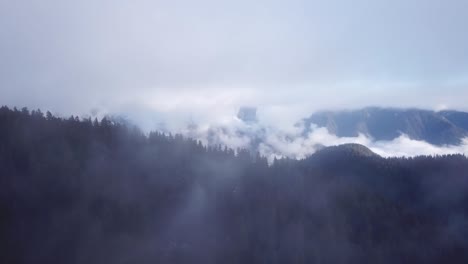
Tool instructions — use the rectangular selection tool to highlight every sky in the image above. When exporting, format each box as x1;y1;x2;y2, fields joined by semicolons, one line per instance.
1;0;468;131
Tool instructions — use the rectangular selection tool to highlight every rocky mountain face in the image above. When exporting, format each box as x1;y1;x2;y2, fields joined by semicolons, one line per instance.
439;110;468;131
302;107;468;145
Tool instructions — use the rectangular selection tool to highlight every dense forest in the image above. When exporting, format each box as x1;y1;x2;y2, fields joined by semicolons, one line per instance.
1;106;468;264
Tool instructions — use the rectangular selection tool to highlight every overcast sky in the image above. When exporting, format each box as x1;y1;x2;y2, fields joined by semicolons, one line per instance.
1;0;468;128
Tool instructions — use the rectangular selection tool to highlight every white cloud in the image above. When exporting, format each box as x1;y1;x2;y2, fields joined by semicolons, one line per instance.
370;136;468;157
172;118;468;162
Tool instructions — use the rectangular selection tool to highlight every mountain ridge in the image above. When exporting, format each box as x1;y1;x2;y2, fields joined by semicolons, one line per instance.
312;143;379;158
301;107;468;146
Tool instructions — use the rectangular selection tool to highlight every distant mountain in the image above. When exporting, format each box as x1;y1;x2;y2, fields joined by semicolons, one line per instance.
305;144;382;174
439;110;468;131
237;107;258;123
313;143;379;159
302;107;468;145
185;107;468;160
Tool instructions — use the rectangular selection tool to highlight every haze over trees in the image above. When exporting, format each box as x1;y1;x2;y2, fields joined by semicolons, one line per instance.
1;106;468;264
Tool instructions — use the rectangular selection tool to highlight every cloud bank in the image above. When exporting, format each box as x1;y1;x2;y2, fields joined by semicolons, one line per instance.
163;114;468;162
1;0;468;120
1;0;468;159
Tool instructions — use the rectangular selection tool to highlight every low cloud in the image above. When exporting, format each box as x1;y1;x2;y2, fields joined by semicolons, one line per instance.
167;115;468;162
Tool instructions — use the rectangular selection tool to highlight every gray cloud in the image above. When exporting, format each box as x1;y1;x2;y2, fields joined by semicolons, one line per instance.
1;0;468;140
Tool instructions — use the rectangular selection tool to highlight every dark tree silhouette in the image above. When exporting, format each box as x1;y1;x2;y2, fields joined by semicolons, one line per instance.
1;106;468;264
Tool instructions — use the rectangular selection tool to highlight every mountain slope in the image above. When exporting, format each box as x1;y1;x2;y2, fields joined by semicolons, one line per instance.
439;110;468;131
302;107;468;145
312;143;379;159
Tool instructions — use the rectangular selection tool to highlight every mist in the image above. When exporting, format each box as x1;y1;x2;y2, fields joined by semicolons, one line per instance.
1;0;468;120
127;108;468;161
2;107;468;263
2;0;468;262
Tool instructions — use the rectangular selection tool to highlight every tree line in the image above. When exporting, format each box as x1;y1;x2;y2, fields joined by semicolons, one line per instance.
1;106;468;264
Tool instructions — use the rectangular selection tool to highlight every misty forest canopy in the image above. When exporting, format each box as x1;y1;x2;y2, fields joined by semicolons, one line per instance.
2;106;468;263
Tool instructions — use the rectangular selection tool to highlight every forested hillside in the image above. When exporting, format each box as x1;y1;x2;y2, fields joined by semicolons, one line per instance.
1;106;468;264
